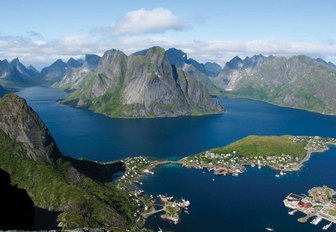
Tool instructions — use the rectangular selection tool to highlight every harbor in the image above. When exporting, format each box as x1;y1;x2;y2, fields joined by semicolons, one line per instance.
283;186;336;230
115;156;191;225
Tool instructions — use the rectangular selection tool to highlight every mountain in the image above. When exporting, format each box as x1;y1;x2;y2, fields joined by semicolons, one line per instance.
52;54;101;91
40;57;84;84
0;58;39;87
67;57;83;68
204;62;222;77
39;59;68;83
83;54;101;69
0;85;8;97
214;54;268;90
166;48;223;95
61;46;224;118
166;48;222;77
0;94;62;163
0;93;139;230
214;55;336;114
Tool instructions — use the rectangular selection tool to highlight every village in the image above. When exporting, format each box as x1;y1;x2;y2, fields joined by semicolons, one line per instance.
179;136;336;177
112;136;336;226
115;156;190;225
283;186;336;230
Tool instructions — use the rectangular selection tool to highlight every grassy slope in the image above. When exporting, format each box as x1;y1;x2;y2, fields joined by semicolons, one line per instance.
226;56;336;114
203;135;306;159
0;130;138;230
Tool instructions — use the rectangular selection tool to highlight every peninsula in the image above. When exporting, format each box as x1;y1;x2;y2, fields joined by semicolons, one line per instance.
179;135;336;176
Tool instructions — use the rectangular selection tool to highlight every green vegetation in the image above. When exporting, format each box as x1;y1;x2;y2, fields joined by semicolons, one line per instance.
329;209;336;216
181;135;336;174
0;130;139;230
220;56;336;115
210;135;306;159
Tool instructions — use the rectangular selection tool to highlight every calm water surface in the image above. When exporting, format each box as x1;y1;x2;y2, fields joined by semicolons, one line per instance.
17;87;336;232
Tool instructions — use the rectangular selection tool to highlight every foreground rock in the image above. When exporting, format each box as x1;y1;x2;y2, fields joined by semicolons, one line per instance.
0;94;141;230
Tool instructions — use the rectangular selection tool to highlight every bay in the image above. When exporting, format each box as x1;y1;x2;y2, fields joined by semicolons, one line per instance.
16;87;336;231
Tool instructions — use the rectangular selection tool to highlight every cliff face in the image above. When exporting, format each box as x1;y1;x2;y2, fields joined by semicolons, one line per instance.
166;48;223;95
0;94;61;163
61;46;224;118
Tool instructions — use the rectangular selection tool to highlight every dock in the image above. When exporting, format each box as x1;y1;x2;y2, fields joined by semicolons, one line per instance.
283;186;336;229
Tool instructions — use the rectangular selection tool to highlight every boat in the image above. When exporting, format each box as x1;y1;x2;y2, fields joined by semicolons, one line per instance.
310;216;322;225
184;210;189;214
266;227;275;231
275;174;280;178
158;227;163;232
288;209;297;215
212;178;215;181
323;222;332;230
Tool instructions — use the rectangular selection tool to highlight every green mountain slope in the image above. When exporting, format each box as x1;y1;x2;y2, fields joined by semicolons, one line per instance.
0;94;139;230
215;55;336;114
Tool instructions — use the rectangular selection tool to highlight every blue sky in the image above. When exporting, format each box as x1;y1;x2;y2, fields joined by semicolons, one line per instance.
1;0;335;68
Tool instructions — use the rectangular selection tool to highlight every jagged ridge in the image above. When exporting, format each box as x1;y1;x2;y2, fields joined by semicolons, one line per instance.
60;46;224;118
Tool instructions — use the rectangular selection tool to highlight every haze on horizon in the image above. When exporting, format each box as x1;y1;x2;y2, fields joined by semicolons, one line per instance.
0;0;335;69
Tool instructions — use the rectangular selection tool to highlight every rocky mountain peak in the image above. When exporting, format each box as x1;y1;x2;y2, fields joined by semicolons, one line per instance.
84;54;101;69
0;93;62;163
166;48;188;68
67;57;83;68
61;47;224;118
226;56;243;69
143;46;167;65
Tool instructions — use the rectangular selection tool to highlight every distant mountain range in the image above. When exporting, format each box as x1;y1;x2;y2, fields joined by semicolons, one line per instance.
58;46;224;118
0;58;39;87
1;47;336;115
214;55;336;114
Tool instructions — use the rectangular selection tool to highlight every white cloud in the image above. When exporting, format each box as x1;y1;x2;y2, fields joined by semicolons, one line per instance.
1;34;336;69
92;8;188;36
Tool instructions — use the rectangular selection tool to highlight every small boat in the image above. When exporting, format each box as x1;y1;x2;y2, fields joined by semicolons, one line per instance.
212;178;215;181
158;227;163;232
266;223;275;231
310;216;322;225
323;222;332;230
275;174;280;178
288;209;297;215
184;210;189;214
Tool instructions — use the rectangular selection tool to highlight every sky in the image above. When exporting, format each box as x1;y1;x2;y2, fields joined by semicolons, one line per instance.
0;0;335;69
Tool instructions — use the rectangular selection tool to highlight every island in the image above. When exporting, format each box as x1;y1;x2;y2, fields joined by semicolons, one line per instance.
283;186;336;230
179;135;336;176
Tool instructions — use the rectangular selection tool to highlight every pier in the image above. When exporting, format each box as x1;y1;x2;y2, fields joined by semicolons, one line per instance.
283;186;336;229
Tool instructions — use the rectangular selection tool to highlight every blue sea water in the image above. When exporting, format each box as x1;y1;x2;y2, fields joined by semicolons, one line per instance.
17;87;336;231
